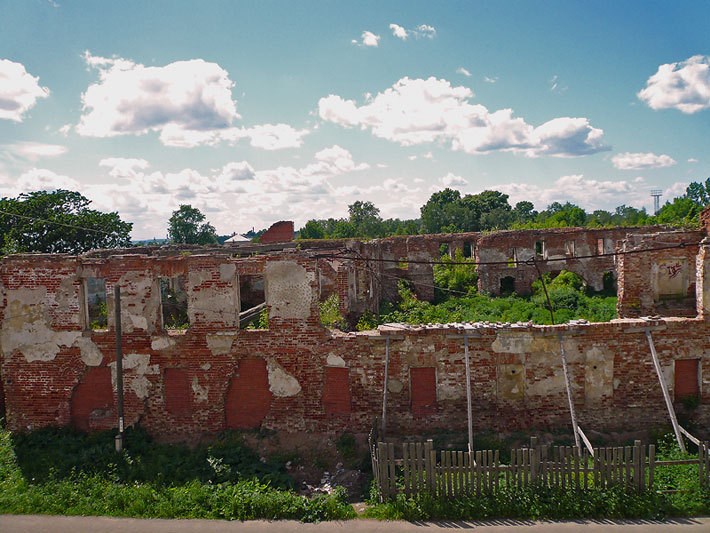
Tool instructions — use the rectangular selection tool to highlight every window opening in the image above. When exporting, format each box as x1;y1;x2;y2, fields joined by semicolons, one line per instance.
439;243;450;257
240;274;268;329
463;242;472;258
565;240;576;257
597;238;605;255
85;277;107;330
500;276;516;296
535;240;544;257
160;276;189;331
507;248;517;268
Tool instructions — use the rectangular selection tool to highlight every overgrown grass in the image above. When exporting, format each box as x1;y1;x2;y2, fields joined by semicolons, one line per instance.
378;275;617;326
0;427;355;522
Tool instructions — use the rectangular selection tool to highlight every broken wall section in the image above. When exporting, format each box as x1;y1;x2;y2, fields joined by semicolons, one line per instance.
617;230;704;318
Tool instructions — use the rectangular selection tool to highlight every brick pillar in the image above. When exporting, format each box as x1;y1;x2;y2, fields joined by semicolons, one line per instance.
700;206;710;236
697;237;710;319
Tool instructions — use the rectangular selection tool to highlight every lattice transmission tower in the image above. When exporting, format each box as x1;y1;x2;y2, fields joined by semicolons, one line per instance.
650;189;662;215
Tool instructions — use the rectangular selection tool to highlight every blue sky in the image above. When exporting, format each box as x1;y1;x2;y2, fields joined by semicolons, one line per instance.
1;0;709;239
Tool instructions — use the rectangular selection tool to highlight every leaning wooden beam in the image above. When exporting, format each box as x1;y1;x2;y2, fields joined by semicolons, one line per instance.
679;425;700;446
645;328;686;453
558;333;582;452
577;426;595;457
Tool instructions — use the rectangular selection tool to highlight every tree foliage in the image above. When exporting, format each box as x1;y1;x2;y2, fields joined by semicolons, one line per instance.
0;190;132;254
167;205;219;245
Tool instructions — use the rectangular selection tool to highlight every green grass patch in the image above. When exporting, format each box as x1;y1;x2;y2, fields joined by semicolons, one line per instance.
0;427;355;522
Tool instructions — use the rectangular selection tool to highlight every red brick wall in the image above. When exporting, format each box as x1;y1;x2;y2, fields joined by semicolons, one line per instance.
675;359;699;400
260;221;294;244
1;239;710;441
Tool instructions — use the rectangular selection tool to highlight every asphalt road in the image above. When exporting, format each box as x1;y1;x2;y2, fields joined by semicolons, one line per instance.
1;515;709;533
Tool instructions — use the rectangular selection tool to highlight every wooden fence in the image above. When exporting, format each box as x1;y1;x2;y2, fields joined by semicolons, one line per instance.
370;438;710;501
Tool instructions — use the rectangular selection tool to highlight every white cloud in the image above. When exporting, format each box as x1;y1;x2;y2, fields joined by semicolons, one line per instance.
414;24;436;39
243;123;308;150
318;77;608;157
483;76;498;84
688;158;699;163
0;59;50;122
387;23;436;41
99;157;150;178
529;118;607;158
16;168;80;192
611;152;677;170
456;67;472;77
548;75;567;94
5;142;67;160
389;24;408;40
355;31;380;47
77;52;307;149
494;175;673;213
441;173;468;187
638;55;710;114
75;146;376;238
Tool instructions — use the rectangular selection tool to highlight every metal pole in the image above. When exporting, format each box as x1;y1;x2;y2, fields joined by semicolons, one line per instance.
558;333;581;452
114;285;125;452
464;335;473;453
646;329;686;452
381;336;390;439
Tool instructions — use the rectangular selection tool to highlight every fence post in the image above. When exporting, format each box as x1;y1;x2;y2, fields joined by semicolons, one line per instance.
648;444;655;490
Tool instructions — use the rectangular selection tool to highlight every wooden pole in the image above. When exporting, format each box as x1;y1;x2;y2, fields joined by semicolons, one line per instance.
114;285;125;452
381;336;390;439
645;329;686;453
558;333;582;452
464;335;473;453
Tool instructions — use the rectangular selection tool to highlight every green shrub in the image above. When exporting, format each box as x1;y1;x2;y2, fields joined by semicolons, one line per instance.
320;294;347;330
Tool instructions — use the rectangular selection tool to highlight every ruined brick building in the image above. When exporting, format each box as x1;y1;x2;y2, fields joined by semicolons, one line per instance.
1;212;709;440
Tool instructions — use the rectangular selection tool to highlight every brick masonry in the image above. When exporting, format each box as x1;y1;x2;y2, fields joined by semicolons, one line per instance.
1;216;709;440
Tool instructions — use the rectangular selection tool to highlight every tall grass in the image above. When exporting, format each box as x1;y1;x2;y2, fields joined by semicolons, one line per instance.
0;427;355;522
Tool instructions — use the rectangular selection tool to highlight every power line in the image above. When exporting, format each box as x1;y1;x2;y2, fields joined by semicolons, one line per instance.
314;240;701;267
0;209;119;236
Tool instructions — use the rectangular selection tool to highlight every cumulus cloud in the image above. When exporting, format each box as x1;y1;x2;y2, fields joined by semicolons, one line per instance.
638;55;710;114
353;31;380;47
456;67;472;77
495;175;665;212
318;77;608;157
414;25;436;38
611;152;677;170
0;59;50;121
441;173;468;187
389;23;408;40
77;52;307;149
17;168;80;192
387;23;436;41
99;157;150;178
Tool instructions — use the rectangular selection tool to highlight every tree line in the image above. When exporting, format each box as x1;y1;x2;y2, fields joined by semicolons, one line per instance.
299;178;710;239
0;178;708;255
